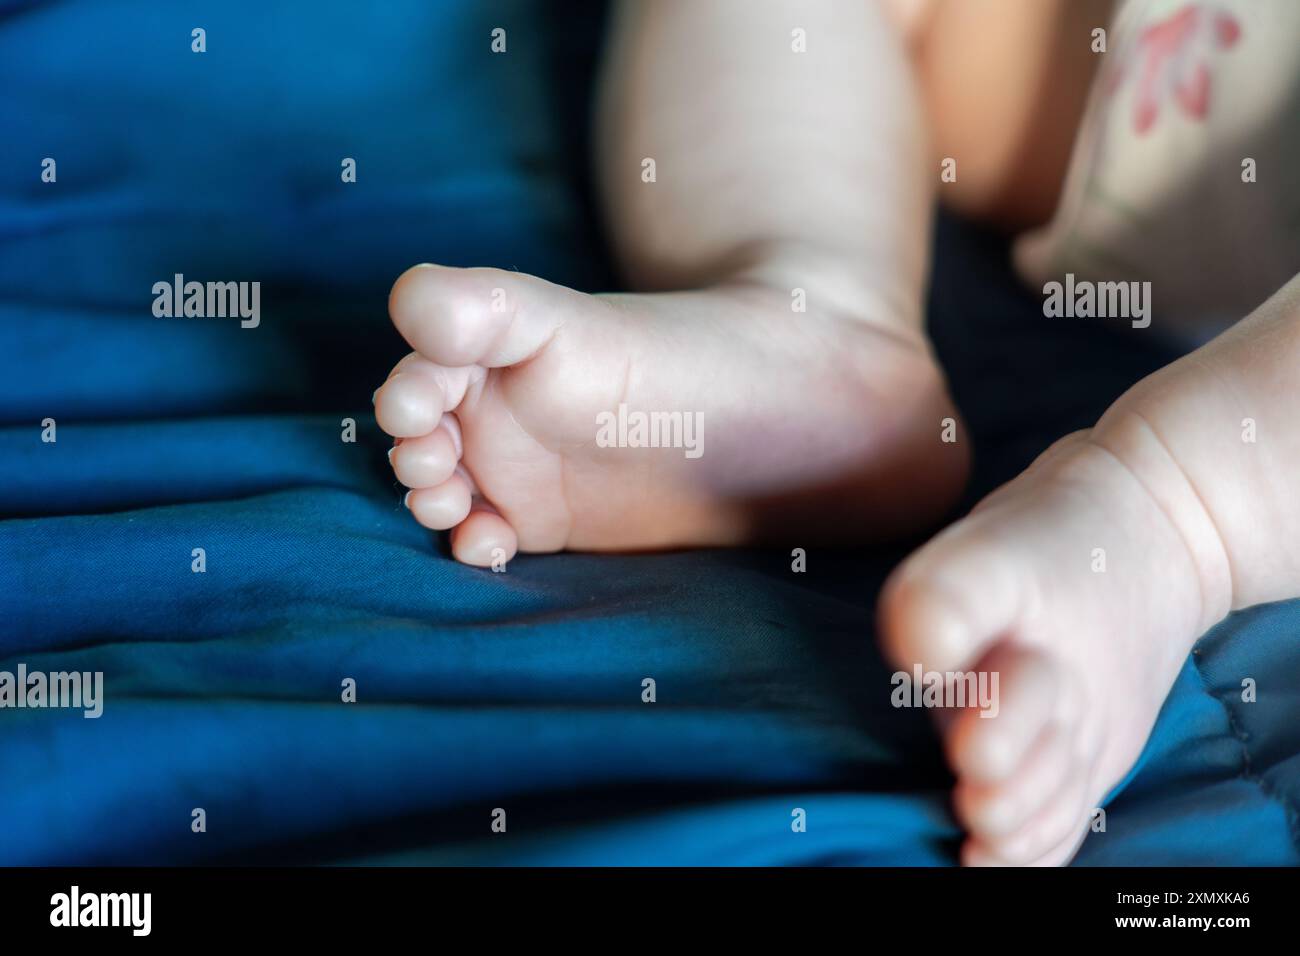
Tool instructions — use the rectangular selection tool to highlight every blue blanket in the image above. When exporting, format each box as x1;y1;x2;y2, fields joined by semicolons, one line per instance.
2;0;1297;866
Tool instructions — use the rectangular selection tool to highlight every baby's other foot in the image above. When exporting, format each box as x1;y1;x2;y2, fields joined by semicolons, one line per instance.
374;262;968;565
881;415;1225;865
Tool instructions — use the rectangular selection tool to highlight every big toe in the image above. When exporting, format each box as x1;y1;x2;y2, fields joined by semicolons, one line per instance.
388;263;578;368
880;518;1029;675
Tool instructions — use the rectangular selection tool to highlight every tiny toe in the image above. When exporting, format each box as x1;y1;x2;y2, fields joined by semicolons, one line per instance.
989;769;1091;865
955;723;1075;839
375;370;444;438
1021;818;1093;867
949;646;1059;784
966;810;1090;868
391;422;460;488
450;506;519;568
405;474;473;530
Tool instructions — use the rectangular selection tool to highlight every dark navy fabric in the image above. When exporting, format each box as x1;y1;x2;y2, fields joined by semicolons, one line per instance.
1;1;1297;865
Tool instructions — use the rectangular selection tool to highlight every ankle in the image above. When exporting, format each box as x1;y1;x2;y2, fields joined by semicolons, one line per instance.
721;238;927;343
1089;410;1235;636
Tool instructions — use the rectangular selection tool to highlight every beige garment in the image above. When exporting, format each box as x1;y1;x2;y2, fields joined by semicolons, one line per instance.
1015;0;1300;341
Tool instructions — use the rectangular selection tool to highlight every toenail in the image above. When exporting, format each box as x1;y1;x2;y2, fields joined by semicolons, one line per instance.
403;491;412;509
372;389;378;404
387;446;395;462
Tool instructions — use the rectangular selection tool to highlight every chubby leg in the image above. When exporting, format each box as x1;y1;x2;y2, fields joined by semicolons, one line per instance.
376;1;968;565
881;272;1300;865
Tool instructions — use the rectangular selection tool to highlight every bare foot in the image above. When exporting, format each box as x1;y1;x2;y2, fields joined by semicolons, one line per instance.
882;273;1300;866
880;407;1229;865
374;262;968;566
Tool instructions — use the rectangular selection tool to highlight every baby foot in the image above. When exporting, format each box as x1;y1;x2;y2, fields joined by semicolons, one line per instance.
374;263;968;565
880;411;1228;865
